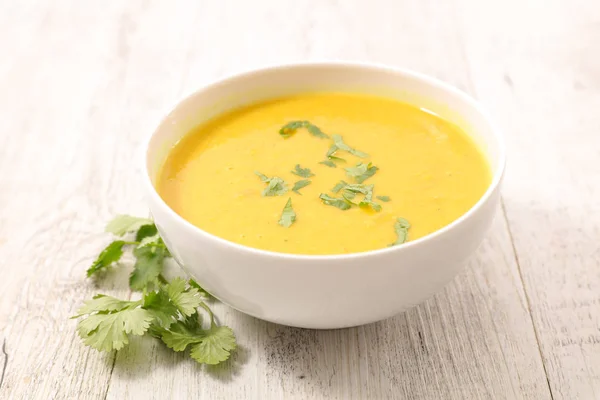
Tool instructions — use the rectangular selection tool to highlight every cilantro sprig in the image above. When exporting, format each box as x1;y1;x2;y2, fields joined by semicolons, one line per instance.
73;215;236;365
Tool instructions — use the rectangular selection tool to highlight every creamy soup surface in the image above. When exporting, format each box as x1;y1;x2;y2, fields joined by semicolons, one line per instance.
157;92;491;255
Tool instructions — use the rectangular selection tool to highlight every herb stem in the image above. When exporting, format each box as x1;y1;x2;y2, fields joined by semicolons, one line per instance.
199;302;216;327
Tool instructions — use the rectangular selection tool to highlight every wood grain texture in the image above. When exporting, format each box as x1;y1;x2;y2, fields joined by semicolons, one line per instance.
0;0;595;399
456;0;600;398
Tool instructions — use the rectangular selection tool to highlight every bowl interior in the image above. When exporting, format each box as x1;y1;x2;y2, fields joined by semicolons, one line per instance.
146;63;504;191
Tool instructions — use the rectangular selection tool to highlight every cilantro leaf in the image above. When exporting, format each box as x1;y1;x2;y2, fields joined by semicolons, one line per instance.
129;244;167;291
189;279;214;300
105;215;153;236
345;162;378;183
331;134;368;158
292;179;311;194
143;278;203;328
359;200;382;212
138;233;161;248
391;217;411;245
319;194;352;210
358;184;382;212
291;164;315;178
279;121;329;139
278;120;305;137
255;172;288;196
73;294;137;317
305;123;328;139
254;171;270;182
190;325;237;365
135;224;158;241
166;278;203;317
332;180;348;193
86;240;125;277
143;289;179;328
75;297;153;352
377;195;391;202
278;198;296;228
263;177;287;196
343;183;371;195
159;319;204;351
319;160;337;168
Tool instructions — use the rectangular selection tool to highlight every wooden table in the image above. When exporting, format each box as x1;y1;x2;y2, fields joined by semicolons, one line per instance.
1;1;598;399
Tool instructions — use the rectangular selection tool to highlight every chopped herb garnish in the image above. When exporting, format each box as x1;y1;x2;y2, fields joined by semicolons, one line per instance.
330;182;382;212
254;171;270;182
278;198;296;227
279;121;329;139
326;145;339;158
332;180;349;193
359;198;382;212
255;171;288;196
343;183;371;195
331;134;368;158
306;124;328;138
356;184;382;212
328;155;346;163
345;162;379;183
377;195;391;202
291;164;315;178
292;179;311;194
319;194;352;210
341;190;357;203
319;160;337;168
263;178;287;196
391;217;411;245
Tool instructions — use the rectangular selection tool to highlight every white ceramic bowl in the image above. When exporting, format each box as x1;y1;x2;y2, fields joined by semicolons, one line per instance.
143;62;505;329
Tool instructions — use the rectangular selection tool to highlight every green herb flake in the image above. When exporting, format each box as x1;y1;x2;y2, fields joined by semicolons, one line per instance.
332;134;368;158
345;162;379;183
254;171;270;182
357;184;382;212
255;171;288;196
359;200;382;212
319;194;352;210
291;164;315;178
292;179;311;194
332;180;348;193
319;160;337;168
376;195;391;202
278;198;296;228
391;217;411;245
279;121;329;139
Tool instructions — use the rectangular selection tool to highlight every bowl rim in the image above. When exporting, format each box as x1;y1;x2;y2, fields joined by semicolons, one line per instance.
141;60;506;261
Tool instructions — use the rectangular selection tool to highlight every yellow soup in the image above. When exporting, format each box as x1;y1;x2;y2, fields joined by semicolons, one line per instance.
157;92;491;255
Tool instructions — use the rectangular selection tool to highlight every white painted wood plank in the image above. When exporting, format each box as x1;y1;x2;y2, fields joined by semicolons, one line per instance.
456;0;600;398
